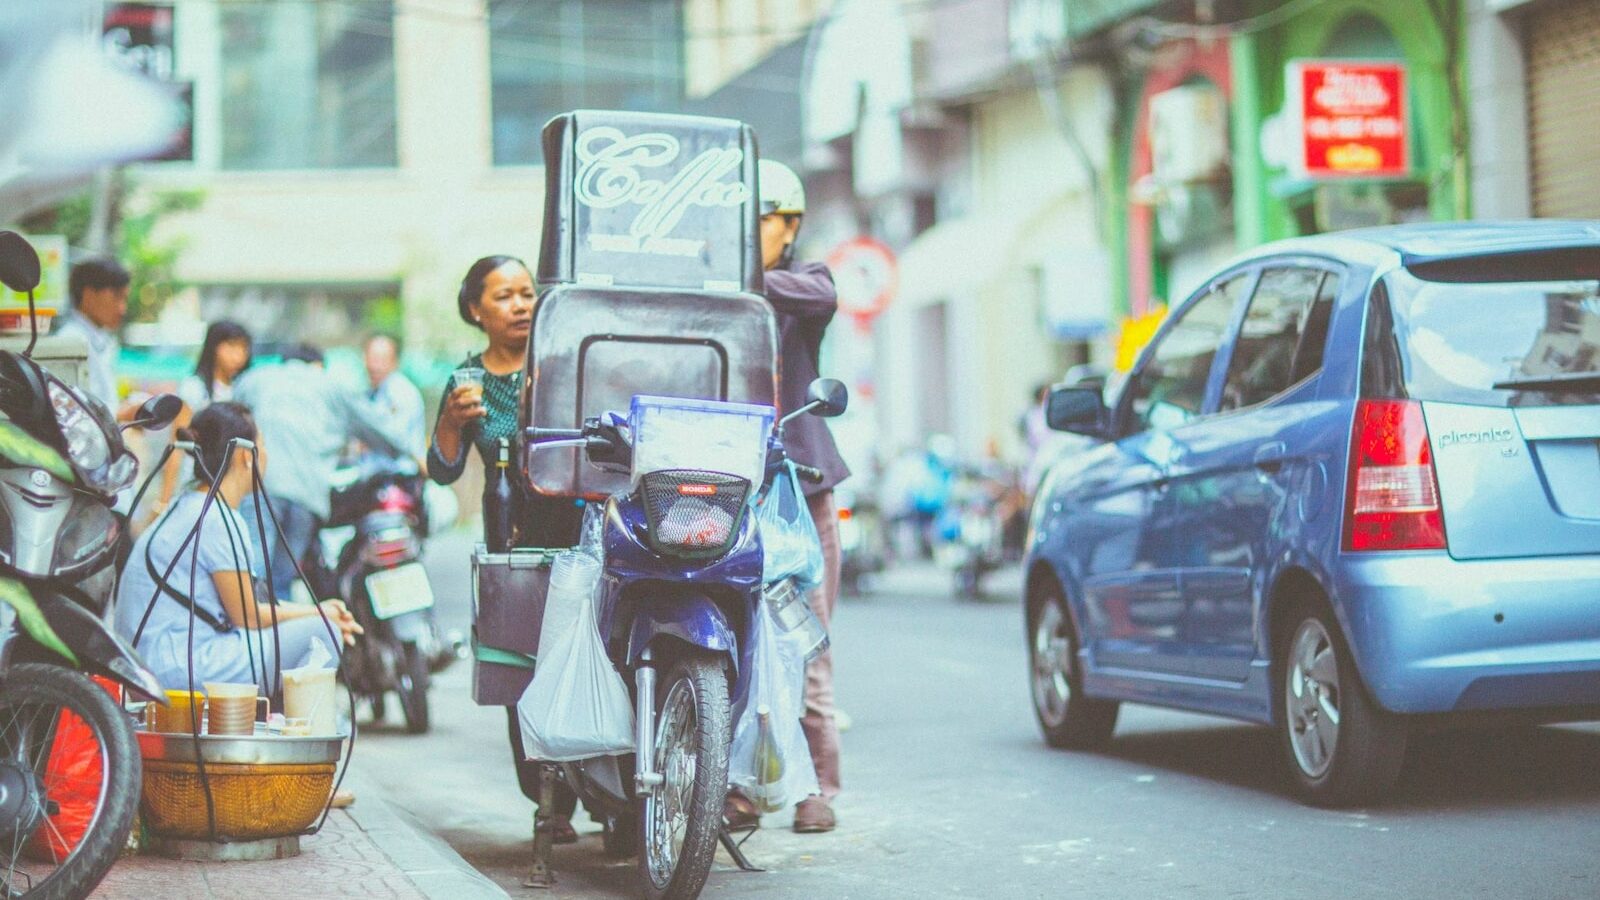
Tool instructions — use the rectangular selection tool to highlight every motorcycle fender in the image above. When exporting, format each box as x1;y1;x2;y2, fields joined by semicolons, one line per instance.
625;596;737;675
36;593;166;703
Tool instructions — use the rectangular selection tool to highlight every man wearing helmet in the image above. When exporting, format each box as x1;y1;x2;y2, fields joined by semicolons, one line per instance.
742;159;850;834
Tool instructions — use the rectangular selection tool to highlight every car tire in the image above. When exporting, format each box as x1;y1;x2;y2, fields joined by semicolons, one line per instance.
1029;584;1118;750
1275;602;1407;807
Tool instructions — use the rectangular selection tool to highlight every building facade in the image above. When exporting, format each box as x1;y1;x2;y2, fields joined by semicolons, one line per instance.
136;0;683;358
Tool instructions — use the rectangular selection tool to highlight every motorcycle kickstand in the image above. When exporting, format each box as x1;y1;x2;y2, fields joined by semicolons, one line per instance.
523;766;557;889
718;826;764;873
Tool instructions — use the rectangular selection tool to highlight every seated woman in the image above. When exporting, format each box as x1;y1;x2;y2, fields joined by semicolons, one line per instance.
115;402;363;693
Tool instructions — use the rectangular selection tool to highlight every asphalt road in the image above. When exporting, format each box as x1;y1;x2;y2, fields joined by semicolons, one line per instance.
353;528;1600;899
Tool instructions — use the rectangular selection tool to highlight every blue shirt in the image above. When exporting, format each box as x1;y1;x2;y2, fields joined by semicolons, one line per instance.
232;360;408;518
114;492;262;690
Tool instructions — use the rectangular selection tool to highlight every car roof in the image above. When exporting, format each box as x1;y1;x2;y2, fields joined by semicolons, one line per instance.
1234;220;1600;271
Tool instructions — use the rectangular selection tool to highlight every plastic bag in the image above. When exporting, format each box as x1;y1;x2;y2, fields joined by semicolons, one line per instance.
26;676;119;863
756;464;824;593
728;598;819;812
517;552;635;761
577;500;605;561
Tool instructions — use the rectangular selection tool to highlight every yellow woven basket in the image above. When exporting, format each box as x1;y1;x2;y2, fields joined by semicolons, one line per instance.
141;760;335;841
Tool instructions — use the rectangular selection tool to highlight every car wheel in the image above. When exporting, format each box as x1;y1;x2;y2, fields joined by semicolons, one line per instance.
1276;604;1407;807
1029;586;1118;749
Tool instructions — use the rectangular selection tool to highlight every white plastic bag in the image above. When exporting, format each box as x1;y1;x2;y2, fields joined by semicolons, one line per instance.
517;552;635;761
757;463;825;593
728;596;819;812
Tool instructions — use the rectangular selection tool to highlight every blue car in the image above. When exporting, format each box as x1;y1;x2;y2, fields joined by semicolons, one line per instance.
1026;221;1600;806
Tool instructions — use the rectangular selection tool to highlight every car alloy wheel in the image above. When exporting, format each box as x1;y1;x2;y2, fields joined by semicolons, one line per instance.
1031;601;1073;729
1285;617;1341;779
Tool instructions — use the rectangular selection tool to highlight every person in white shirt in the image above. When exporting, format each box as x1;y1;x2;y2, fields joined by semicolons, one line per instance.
56;257;135;420
362;334;426;460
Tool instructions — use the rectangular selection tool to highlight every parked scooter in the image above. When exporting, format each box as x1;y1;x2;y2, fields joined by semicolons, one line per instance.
940;463;1027;600
0;231;178;899
834;484;886;596
321;460;446;734
523;378;846;899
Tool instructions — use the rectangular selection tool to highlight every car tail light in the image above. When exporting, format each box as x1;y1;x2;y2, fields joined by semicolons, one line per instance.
639;469;750;558
1344;399;1446;552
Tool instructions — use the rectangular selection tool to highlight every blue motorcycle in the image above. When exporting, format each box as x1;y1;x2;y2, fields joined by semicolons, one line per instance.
523;379;845;898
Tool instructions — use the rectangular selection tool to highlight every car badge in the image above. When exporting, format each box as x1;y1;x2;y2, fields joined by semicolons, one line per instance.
29;469;51;488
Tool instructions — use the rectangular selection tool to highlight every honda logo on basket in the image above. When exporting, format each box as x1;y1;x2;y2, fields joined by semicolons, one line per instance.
678;483;718;497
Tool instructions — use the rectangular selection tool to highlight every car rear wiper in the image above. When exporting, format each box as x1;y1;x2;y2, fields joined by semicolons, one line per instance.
1491;372;1600;392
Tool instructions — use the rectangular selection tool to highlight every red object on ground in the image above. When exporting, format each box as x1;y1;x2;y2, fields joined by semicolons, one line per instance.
26;676;120;863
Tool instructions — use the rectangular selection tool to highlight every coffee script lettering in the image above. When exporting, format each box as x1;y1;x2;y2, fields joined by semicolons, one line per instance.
575;127;750;258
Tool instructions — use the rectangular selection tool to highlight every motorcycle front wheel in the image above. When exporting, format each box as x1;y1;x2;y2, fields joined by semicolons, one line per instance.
0;663;140;900
639;653;729;900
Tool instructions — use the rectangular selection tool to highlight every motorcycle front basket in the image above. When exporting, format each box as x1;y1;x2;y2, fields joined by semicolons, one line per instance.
638;469;751;559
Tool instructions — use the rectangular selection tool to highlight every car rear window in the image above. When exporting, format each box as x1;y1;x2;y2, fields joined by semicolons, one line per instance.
1384;268;1600;407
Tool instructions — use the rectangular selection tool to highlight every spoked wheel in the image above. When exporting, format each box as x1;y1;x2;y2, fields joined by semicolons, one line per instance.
397;642;430;735
0;664;140;900
1029;587;1118;750
1276;605;1406;807
639;654;730;900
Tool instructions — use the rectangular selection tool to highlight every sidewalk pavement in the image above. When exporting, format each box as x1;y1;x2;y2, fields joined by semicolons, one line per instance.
92;769;507;900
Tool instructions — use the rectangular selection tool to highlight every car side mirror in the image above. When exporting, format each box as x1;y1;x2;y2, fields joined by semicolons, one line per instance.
127;393;183;431
806;378;848;418
0;232;42;294
1046;385;1108;437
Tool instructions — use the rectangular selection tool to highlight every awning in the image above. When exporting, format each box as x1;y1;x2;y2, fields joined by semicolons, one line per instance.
897;212;1025;304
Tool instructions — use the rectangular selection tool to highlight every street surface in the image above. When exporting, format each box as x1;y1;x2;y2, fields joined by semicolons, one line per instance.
351;529;1600;899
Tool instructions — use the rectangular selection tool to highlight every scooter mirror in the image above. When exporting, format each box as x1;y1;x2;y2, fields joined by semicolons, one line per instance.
129;393;183;431
806;378;848;418
0;232;42;294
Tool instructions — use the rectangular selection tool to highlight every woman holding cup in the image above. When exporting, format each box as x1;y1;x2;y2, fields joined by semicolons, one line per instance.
428;255;585;843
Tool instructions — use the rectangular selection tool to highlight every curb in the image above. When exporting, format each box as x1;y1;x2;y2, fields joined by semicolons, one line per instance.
339;768;510;900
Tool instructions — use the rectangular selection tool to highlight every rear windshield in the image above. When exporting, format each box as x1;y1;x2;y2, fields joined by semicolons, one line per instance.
1386;268;1600;407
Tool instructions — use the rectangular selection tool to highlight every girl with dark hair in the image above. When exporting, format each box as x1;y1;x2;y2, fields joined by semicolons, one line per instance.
154;322;255;518
183;320;253;407
428;255;585;842
115;402;363;693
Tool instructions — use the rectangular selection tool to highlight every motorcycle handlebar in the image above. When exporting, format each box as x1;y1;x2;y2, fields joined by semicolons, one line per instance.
525;426;585;443
792;463;825;485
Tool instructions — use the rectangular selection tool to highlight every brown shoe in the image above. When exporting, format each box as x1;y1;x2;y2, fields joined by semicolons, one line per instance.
723;792;760;831
792;796;835;834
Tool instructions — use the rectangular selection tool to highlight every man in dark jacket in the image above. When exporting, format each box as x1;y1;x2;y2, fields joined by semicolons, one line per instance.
754;159;850;833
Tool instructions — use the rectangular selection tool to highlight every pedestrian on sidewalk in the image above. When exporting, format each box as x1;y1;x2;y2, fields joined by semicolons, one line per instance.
740;159;851;834
232;343;412;602
427;255;585;845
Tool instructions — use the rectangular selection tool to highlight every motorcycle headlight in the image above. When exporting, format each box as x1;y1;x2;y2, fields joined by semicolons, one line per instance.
45;381;134;493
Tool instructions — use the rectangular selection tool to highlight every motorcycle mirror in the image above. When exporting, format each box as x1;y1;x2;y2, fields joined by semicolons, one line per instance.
805;378;848;418
125;393;183;432
0;231;42;294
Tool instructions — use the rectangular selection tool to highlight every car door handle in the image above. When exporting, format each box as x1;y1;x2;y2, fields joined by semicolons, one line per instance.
1253;442;1288;474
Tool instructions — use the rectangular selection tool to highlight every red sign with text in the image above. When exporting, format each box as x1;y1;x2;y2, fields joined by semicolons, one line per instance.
1289;60;1409;179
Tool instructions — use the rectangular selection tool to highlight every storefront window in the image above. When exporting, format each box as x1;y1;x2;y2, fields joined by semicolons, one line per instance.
489;0;684;166
219;2;398;169
199;283;399;347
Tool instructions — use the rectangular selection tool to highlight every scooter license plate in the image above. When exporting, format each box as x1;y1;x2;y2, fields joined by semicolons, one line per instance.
365;563;435;620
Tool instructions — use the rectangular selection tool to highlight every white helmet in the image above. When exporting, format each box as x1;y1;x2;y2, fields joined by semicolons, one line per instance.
758;160;806;216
